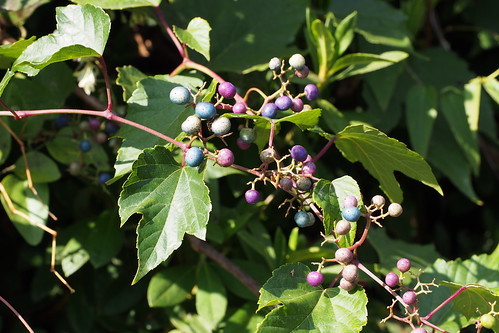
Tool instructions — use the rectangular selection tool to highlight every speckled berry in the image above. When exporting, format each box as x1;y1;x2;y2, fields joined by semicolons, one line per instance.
388;203;403;217
307;271;324;287
232;102;247;114
342;206;361;222
260;147;277;164
294;211;314;227
295;177;312;191
304;84;319;101
217;148;234;167
170;86;191;105
211;117;231;136
301;161;316;175
343;195;358;208
269;57;281;71
335;248;354;264
339;278;357;291
403;291;417;305
185;147;204;167
181;115;202;134
245;189;260;204
335;220;351;235
371;195;385;208
289;53;306;70
218;82;236;99
195;102;216;120
342;264;358;282
397;258;411;273
279;177;293;191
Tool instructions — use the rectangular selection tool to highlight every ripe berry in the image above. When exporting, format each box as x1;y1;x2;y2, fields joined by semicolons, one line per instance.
291;98;304;112
269;57;281;71
217;148;234;167
301;161;316;175
275;96;292;110
79;139;92;152
237;138;251;150
342;264;358;282
335;220;351;235
342;206;361;222
289;53;306;70
261;103;278;118
279;177;293;191
335;248;354;264
304;84;319;101
260;147;277;164
239;128;256;144
339;278;357;291
232;102;247;114
343;195;358;208
170;86;191;105
294;211;314;227
384;272;399;287
218;82;236;99
397;258;411;273
480;313;496;329
195;102;216;120
411;328;428;333
54;114;68;128
98;172;112;184
211;117;231;136
185;147;204;167
294;65;309;79
245;189;260;204
306;271;324;287
402;291;417;305
371;195;385;208
88;118;101;130
388;203;403;217
290;145;308;162
104;121;120;134
181;115;201;135
295;177;312;192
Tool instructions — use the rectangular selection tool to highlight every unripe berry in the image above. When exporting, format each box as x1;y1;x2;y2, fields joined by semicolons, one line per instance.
304;84;319;101
388;203;403;217
339;278;357;291
342;206;361;222
335;248;354;264
185;147;204;167
260;147;277;164
301;161;316;175
237;138;251;150
402;291;417;305
245;189;260;204
68;162;83;176
275;96;292;110
480;314;496;329
411;328;428;333
98;172;112;184
343;195;358;208
217;148;234;167
307;271;324;287
342;264;358;282
290;145;308;162
295;211;313;228
289;53;306;70
384;272;399;287
279;177;293;191
218;82;236;99
295;177;312;192
232;102;247;114
294;65;309;79
371;195;385;208
211;117;231;136
269;57;281;71
181;115;202;135
79;139;92;152
195;102;216;120
335;220;351;235
95;132;107;144
291;98;304;112
261;103;278;118
239;128;256;144
397;258;411;273
170;86;191;105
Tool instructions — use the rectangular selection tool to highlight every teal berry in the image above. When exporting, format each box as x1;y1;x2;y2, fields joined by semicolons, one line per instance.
185;147;204;167
289;53;306;70
218;82;237;99
269;57;281;71
211;117;231;136
261;103;278;118
294;211;312;227
79;139;92;152
170;86;191;105
239;127;256;144
342;206;361;222
195;102;216;119
181;115;202;135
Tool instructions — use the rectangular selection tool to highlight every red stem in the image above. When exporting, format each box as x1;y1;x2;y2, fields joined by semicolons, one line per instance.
154;6;186;58
313;136;335;163
422;285;470;321
99;56;113;111
0;295;34;333
0;99;19;119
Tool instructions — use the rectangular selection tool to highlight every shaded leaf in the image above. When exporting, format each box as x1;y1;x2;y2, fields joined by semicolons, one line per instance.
276;109;322;130
335;11;357;56
0;118;11;165
14;151;61;183
148;266;196;307
464;79;481;132
196;261;227;328
174;17;211;61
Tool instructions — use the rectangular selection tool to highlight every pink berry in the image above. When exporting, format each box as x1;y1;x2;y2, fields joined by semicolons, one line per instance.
335;248;354;264
306;271;324;287
384;272;399;287
279;177;293;191
343;195;358;208
217;148;234;167
237;138;251;150
403;291;417;305
301;161;316;175
218;82;236;99
339;278;357;291
411;328;428;333
397;258;411;273
342;264;358;282
232;102;247;114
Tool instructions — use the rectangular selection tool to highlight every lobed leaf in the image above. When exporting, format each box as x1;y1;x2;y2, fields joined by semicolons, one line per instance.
276;109;322;131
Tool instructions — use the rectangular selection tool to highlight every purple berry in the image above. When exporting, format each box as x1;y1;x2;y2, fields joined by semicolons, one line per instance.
342;264;358;282
261;103;278;118
343;195;358;208
290;145;308;162
294;65;309;79
301;161;316;175
335;248;354;264
218;82;236;99
339;278;357;291
237;138;251;150
307;271;324;287
217;148;234;167
335;220;351;235
275;96;292;110
245;189;260;204
384;272;399;287
88;118;101;130
342;206;361;222
232;102;247;114
291;98;304;112
397;258;411;273
304;84;319;101
402;291;417;305
279;177;293;191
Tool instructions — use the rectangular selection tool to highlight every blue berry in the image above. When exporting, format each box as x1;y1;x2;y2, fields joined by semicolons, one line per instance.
98;172;112;184
291;98;304;112
181;115;202;134
170;86;191;105
211;117;231;136
232;102;247;114
245;189;260;204
261;103;278;118
79;139;92;152
294;211;310;227
54;114;69;128
342;206;361;222
304;84;319;101
185;147;204;167
290;145;308;162
289;54;306;70
195;102;216;120
275;96;292;110
239;128;256;143
218;82;236;99
307;271;324;287
269;57;281;71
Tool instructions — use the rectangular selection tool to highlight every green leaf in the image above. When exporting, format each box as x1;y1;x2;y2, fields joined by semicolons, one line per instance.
405;85;438;157
364;61;405;112
116;65;147;101
311;18;336;80
0;37;35;69
0;118;11;165
483;77;499;104
224;303;264;333
12;4;111;76
440;87;480;175
0;174;49;246
464;79;481;132
335;11;357;56
334;124;442;202
173;17;211;61
147;266;196;307
61;237;90;276
276;109;322;130
257;263;368;332
196;261;227;329
0;69;15;96
70;0;161;9
118;146;211;283
14;151;61;183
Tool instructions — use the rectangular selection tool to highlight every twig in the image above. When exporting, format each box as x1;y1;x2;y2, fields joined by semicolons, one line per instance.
0;295;34;333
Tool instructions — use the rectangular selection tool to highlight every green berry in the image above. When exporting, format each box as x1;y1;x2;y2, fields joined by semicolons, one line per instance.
480;314;496;329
